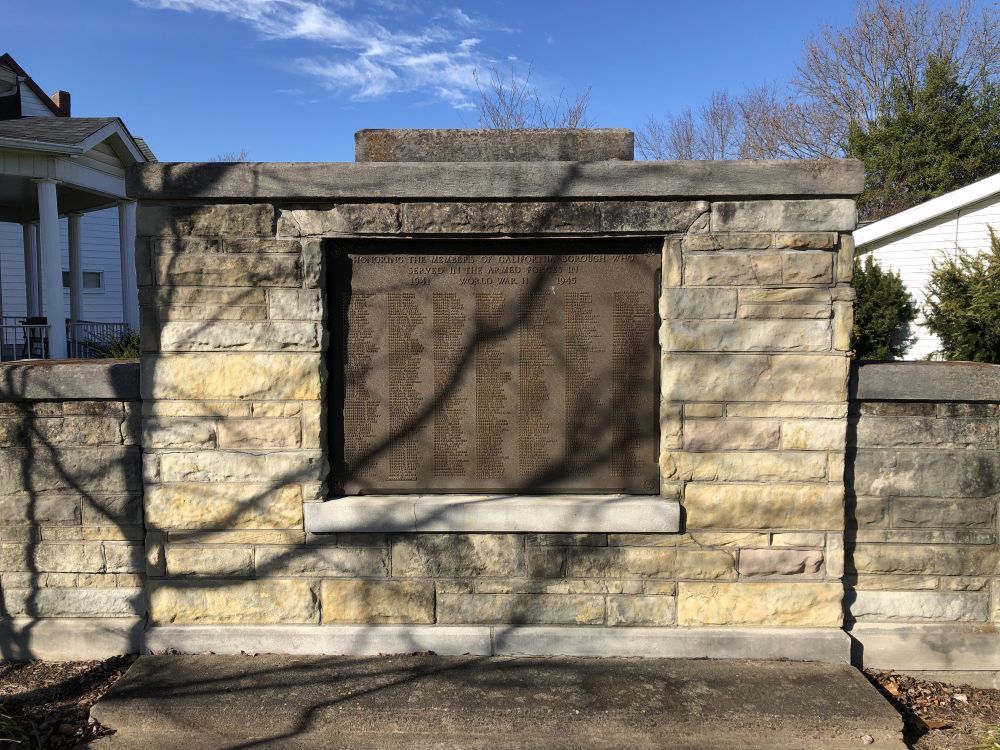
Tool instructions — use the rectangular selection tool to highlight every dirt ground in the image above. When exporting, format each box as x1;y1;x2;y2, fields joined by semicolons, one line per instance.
0;656;134;749
866;669;1000;749
0;657;997;748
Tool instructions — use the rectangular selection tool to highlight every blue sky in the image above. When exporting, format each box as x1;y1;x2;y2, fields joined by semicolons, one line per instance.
0;0;948;161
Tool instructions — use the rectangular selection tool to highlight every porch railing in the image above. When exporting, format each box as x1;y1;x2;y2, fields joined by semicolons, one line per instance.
1;317;128;361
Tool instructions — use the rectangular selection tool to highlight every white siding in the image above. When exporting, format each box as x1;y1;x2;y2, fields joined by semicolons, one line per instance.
0;207;125;324
865;193;1000;360
19;86;55;117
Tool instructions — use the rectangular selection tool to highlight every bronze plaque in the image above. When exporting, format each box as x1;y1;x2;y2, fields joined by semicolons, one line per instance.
329;240;661;494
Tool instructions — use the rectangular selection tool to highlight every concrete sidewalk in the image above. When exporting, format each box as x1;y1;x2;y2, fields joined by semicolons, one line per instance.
90;655;904;749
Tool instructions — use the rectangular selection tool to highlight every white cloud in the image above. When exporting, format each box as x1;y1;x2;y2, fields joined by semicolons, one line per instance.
134;0;495;107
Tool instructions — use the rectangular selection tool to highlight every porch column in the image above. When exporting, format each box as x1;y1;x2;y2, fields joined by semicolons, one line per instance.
21;222;39;316
117;200;138;330
68;212;84;347
34;179;67;359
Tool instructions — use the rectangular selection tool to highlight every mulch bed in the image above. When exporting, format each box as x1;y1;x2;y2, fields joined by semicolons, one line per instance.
0;656;134;749
866;669;1000;749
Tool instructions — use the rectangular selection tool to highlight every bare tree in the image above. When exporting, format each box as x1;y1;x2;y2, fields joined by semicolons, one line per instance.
475;65;591;129
638;0;999;160
210;148;250;162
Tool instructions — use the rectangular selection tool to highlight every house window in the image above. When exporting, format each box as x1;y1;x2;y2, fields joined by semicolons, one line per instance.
62;271;104;291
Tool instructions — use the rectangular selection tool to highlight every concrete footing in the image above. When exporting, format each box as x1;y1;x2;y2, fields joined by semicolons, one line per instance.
144;625;851;663
0;618;144;661
849;623;1000;672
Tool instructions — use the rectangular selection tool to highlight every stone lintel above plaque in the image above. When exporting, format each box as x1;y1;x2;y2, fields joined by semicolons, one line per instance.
304;495;681;534
355;128;634;163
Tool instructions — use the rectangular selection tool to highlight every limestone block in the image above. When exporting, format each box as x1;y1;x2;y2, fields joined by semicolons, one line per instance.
268;289;323;321
80;495;142;526
0;494;80;524
664;319;831;352
853;544;999;576
825;535;845;579
526;533;608;547
103;543;145;573
607;595;677;625
683;403;724;418
856;417;998;449
849;591;990;622
770;533;826;548
683;254;781;286
302;239;323;289
223;238;303;254
853;449;1000;497
832;301;853;351
475;579;643;595
854;529;994;545
217;418;301;449
144;483;303;530
683;419;780;451
782;253;834;285
142;354;322;401
858;402;936;417
146;287;267;307
165;545;254;577
710;200;856;232
738;304;831;320
677;582;843;626
255;545;388;576
780;420;846;450
682;234;720;251
142;418;216;449
0;446;141;495
1;587;144;617
146;531;165;577
936;403;999;418
137;204;274;238
599;201;708;232
154;254;301;287
402;202;600;233
684;483;844;530
41;526;143;542
773;232;838;249
159;450;324;484
714;232;773;250
392;534;523;577
167;530;305;545
148;579;319;624
160;304;269;322
662;451;828;482
661;288;737;319
738;548;824;576
529;546;735;580
661;354;849;403
939;577;989;591
0;542;105;573
739;288;832;304
0;416;124;447
436;593;605;625
837;235;855;283
607;532;767;548
299;402;323;450
321;579;433;624
893;497;996;528
663;239;682;287
159;321;322;352
276;205;400;236
727;403;846;419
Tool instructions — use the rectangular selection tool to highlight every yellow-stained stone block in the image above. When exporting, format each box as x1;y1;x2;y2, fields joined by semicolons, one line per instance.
321;579;434;624
142;354;321;401
149;579;318;624
832;301;853;352
779;420;846;450
165;545;254;577
607;595;676;626
684;483;844;530
677;582;842;626
661;451;828;482
683;419;780;451
216;418;301;449
145;483;303;530
142;401;253;418
661;354;849;403
726;403;847;419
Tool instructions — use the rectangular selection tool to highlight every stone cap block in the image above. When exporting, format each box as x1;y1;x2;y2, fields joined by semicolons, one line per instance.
0;360;139;401
853;361;1000;403
129;160;864;200
355;128;635;162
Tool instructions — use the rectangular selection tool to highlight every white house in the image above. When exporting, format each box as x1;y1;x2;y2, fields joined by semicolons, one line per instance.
0;53;154;360
854;172;1000;360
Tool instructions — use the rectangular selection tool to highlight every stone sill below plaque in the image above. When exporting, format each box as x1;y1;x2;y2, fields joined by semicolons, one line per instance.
304;495;680;534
